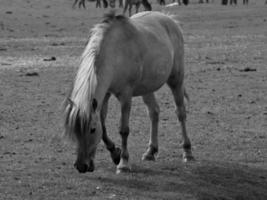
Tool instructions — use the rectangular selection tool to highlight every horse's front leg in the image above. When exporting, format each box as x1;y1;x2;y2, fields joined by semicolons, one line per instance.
116;94;132;174
79;0;86;9
119;0;123;7
72;0;79;8
101;93;121;166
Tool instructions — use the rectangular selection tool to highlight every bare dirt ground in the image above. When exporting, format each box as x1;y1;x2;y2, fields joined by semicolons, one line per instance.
0;0;267;199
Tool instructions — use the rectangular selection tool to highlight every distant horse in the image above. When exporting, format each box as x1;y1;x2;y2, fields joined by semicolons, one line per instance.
114;0;152;16
64;11;194;174
123;0;142;16
108;0;123;8
110;0;151;16
72;0;108;9
230;0;237;5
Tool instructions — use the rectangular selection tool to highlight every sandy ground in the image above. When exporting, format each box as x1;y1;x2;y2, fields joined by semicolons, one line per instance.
0;0;267;199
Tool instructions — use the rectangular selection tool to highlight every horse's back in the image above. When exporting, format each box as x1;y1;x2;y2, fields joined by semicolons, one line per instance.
131;11;184;59
131;11;182;37
105;11;184;97
128;12;184;96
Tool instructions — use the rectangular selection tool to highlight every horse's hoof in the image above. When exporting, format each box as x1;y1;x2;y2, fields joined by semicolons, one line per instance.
142;146;158;161
116;159;131;174
116;166;131;174
142;153;156;161
183;153;195;162
111;147;121;165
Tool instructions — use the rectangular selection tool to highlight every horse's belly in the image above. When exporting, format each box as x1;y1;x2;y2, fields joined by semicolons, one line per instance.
132;57;173;96
132;82;164;96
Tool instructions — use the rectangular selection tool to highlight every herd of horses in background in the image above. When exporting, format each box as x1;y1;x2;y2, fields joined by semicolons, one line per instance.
72;0;264;16
73;0;267;15
73;0;254;14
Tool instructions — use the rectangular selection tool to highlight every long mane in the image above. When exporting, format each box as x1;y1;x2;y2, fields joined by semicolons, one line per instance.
64;13;122;140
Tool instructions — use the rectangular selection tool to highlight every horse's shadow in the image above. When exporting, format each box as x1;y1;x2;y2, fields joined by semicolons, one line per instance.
94;160;267;200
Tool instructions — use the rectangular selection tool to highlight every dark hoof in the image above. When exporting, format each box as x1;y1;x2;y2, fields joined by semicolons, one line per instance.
111;147;121;165
116;166;131;174
183;152;195;162
142;153;156;161
142;146;158;161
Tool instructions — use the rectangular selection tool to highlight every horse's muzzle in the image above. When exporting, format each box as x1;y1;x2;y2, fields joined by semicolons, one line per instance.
74;160;95;173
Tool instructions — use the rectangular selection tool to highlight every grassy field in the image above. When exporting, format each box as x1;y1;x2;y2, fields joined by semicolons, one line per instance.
0;0;267;199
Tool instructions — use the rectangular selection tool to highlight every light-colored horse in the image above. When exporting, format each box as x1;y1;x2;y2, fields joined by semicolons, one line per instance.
64;11;194;174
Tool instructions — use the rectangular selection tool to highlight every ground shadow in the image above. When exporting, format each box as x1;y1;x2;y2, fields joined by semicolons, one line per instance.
92;160;267;200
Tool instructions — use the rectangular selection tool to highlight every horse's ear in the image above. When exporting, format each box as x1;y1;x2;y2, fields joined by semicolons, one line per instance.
92;98;98;112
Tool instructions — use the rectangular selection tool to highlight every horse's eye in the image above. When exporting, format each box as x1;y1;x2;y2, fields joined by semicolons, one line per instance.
90;128;96;134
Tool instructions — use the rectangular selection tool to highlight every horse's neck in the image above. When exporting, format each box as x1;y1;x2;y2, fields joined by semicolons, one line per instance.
94;83;107;111
92;19;133;109
93;67;113;111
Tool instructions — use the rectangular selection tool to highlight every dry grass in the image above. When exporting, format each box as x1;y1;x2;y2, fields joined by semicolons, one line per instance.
0;0;267;199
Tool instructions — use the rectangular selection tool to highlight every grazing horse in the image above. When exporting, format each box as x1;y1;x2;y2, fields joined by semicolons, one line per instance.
64;11;194;174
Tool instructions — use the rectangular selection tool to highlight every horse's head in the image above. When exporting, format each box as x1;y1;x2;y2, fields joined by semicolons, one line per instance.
65;98;102;173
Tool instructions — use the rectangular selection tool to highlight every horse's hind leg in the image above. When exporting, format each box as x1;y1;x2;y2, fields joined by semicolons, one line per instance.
96;0;101;8
142;93;159;161
135;2;140;14
167;78;194;162
72;0;79;8
101;93;121;165
103;0;108;8
79;0;86;9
